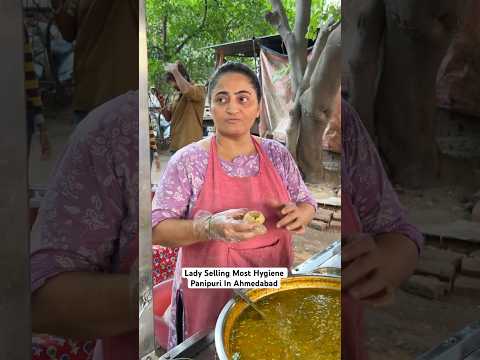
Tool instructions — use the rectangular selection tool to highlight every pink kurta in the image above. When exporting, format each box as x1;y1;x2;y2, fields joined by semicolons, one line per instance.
30;91;139;360
341;99;423;359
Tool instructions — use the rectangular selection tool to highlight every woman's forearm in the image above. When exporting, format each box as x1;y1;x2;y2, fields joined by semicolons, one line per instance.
152;219;205;248
376;233;419;288
32;272;136;339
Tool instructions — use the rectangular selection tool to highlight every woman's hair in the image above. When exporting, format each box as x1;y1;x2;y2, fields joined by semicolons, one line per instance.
207;62;262;104
165;61;191;83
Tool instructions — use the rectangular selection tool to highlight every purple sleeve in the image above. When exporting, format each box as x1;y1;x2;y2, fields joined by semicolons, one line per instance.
263;140;317;210
151;145;206;227
342;101;424;252
30;92;139;292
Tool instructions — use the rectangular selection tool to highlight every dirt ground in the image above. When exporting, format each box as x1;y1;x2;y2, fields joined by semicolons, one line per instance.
366;185;480;359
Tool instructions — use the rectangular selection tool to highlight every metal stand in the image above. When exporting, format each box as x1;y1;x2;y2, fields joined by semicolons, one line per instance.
417;321;480;360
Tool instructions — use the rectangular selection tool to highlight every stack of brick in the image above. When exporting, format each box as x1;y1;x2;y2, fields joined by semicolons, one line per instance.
402;246;480;299
455;250;480;297
473;201;480;222
309;206;341;232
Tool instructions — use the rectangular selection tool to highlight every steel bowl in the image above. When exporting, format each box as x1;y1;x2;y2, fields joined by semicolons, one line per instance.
214;273;341;360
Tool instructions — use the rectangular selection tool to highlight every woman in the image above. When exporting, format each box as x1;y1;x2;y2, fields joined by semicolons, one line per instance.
341;99;424;359
30;91;139;360
152;62;317;348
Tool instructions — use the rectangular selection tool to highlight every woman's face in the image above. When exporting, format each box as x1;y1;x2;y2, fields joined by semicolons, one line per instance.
210;72;260;137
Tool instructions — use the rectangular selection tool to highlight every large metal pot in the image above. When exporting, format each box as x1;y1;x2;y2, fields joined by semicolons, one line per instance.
214;273;340;360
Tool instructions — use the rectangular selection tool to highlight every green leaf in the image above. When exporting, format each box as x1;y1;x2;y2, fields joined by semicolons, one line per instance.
146;0;340;86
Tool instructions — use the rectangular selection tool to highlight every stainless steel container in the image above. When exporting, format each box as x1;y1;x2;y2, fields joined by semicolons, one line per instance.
214;273;341;360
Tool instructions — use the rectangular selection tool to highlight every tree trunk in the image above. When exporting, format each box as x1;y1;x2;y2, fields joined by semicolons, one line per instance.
266;0;340;185
298;25;341;184
342;0;385;139
344;0;464;187
376;0;462;187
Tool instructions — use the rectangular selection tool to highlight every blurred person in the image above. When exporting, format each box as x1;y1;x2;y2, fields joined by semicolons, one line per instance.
160;61;205;153
30;91;139;360
341;100;423;359
149;116;160;169
24;24;50;160
149;86;170;139
51;0;138;125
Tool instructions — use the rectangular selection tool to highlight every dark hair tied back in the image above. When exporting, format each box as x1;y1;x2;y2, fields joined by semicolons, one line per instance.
207;62;261;104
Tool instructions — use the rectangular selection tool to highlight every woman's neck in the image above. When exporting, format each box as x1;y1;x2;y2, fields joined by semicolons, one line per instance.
215;133;256;161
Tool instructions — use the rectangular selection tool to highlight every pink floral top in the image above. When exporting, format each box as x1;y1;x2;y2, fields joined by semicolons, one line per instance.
152;138;317;226
30;91;139;292
342;99;423;250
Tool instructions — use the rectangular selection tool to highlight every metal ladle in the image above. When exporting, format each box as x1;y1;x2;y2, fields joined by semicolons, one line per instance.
233;288;267;320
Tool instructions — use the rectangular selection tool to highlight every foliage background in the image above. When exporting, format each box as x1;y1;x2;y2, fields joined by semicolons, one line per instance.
146;0;340;94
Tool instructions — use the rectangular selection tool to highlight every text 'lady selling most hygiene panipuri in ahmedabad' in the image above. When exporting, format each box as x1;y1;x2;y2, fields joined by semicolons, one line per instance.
151;62;317;349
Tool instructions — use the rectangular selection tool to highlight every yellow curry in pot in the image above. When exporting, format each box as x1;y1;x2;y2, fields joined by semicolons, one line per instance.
229;288;340;360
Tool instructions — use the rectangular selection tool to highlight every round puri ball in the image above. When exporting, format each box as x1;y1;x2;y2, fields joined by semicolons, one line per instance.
243;210;265;225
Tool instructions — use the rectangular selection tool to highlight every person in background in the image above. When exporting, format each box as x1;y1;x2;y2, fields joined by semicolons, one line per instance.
160;61;205;153
341;99;423;359
24;24;50;160
149;117;161;169
51;0;138;125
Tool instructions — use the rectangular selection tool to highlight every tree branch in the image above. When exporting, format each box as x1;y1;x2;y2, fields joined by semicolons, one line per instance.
163;15;168;57
296;19;340;103
265;0;292;41
307;25;341;116
175;0;208;54
294;0;311;44
266;0;310;95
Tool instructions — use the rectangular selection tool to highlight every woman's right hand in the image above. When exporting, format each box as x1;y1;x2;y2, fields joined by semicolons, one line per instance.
193;209;267;243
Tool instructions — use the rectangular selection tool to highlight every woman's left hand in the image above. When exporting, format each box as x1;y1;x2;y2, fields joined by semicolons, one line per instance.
342;232;418;306
342;233;394;306
275;202;315;234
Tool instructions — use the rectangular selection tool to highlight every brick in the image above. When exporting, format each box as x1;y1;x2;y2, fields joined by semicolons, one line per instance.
421;246;464;269
309;219;328;231
332;210;341;221
473;201;480;223
402;275;448;300
470;250;480;258
415;258;456;284
454;275;480;297
329;220;341;231
314;208;333;223
461;257;480;277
